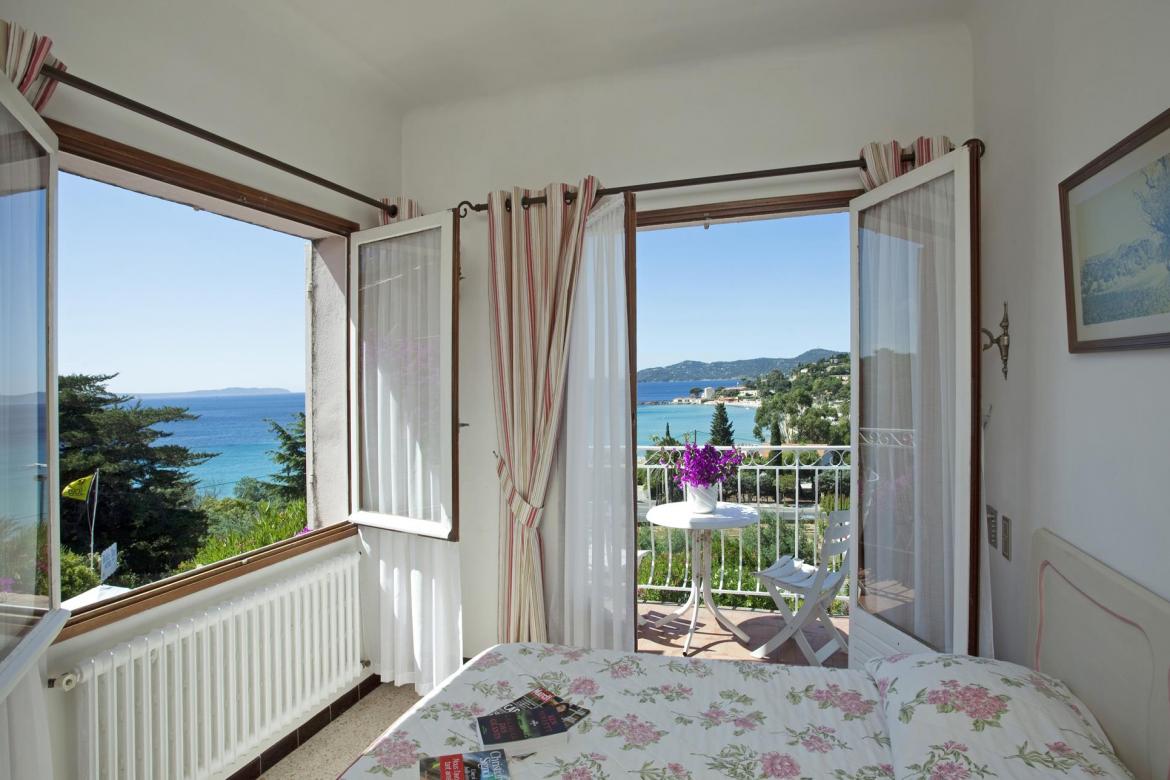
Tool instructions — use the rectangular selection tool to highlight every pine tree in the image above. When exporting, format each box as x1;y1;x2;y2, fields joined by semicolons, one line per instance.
58;374;212;579
708;402;735;446
769;419;783;446
265;413;306;501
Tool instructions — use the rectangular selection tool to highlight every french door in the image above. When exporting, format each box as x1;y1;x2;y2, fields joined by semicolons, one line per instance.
0;74;68;698
848;145;980;665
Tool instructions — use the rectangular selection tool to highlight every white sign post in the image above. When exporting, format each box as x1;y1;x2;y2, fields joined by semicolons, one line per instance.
99;542;118;583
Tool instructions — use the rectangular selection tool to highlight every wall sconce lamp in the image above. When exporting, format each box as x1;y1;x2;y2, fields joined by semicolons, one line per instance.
982;302;1010;379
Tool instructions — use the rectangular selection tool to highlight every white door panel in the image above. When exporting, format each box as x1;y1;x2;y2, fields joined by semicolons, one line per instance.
347;211;460;540
848;146;978;665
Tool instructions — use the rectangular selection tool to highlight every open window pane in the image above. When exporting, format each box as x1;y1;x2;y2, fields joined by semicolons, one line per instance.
350;213;456;539
0;96;53;663
53;172;310;609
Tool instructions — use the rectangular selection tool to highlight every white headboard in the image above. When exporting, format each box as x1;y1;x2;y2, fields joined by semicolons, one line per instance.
1031;529;1170;780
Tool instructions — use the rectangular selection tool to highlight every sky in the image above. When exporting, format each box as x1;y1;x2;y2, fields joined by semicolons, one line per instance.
636;211;849;369
58;173;309;394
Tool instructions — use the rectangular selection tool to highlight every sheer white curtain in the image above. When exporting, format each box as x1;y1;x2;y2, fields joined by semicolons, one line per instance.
857;172;956;651
358;228;461;694
359;229;442;522
562;196;635;650
366;529;461;695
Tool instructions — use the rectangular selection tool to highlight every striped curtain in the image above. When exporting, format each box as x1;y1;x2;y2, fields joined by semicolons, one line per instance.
859;136;954;190
378;195;423;225
0;20;65;112
487;176;599;643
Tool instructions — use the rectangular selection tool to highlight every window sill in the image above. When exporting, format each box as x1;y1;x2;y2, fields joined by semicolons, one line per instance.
56;522;359;643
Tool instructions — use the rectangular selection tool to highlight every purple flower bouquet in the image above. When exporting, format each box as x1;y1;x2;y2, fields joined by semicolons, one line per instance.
673;443;742;513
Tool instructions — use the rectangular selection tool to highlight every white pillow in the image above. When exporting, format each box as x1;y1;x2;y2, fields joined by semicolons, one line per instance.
865;653;1133;779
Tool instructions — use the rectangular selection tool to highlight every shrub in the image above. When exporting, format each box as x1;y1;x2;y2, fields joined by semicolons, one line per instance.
177;500;307;572
59;548;101;600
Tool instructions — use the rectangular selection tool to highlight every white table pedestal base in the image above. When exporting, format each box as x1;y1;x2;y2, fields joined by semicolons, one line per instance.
648;529;749;656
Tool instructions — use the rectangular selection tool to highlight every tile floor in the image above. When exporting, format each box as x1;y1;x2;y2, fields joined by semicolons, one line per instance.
260;683;420;779
637;602;849;667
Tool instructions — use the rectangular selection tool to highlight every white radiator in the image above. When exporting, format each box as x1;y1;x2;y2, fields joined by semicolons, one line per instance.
67;550;362;780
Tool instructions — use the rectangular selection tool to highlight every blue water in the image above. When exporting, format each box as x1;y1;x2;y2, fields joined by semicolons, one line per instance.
636;380;759;446
137;393;305;495
134;385;755;492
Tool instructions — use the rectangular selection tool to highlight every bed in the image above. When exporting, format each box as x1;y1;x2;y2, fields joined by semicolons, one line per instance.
342;529;1169;779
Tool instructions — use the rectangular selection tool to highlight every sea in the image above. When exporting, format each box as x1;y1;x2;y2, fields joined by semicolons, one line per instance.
635;380;759;446
137;393;305;496
137;383;757;493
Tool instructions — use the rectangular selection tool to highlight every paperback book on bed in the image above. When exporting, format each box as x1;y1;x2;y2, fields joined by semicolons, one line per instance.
491;687;590;730
476;703;570;753
418;750;511;780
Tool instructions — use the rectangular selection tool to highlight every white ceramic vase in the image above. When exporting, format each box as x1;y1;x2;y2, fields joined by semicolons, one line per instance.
686;483;719;513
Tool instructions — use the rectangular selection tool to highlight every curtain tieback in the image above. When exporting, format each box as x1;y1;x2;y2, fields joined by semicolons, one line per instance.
495;457;543;528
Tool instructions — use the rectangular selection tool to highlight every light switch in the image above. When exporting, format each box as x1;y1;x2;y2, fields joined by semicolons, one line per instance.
986;505;998;549
1001;516;1011;560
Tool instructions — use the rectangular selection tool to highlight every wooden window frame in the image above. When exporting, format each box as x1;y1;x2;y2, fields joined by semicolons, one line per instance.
47;122;359;640
636;189;862;229
46;119;359;237
57;523;358;642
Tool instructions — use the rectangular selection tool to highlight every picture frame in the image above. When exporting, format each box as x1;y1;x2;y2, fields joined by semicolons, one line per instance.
1060;105;1170;352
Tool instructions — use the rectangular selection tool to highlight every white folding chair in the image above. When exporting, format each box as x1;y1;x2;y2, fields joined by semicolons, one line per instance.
751;510;850;665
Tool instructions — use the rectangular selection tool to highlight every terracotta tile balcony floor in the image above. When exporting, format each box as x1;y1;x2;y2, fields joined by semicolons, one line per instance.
636;602;849;668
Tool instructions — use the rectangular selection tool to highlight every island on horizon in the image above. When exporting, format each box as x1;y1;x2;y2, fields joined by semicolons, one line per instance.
133;386;296;398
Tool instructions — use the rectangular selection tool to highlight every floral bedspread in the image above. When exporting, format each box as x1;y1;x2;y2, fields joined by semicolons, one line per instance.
340;643;894;780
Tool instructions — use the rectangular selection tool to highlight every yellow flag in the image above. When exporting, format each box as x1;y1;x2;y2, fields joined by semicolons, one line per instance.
62;474;94;502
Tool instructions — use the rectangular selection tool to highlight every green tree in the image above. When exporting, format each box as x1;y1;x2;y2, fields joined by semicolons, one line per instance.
709;402;735;445
58;374;212;579
793;407;832;443
688;387;702;398
232;475;277;503
769;419;783;446
264;412;306;501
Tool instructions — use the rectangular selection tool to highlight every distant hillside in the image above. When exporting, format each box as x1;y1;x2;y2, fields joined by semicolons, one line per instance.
134;387;293;398
637;349;843;382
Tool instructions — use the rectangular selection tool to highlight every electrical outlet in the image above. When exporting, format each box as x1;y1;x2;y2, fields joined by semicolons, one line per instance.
1001;516;1011;560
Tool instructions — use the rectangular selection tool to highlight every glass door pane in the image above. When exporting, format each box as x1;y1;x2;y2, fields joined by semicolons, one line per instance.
359;227;442;518
0;100;52;663
856;171;957;652
349;211;457;540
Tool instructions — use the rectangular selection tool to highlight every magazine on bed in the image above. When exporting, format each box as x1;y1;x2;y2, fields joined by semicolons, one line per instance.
418;750;510;779
491;687;589;729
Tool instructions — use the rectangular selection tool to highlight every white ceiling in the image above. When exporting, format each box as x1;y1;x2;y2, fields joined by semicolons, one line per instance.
240;0;970;112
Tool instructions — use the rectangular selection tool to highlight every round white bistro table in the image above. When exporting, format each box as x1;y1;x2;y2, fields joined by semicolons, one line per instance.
643;501;759;656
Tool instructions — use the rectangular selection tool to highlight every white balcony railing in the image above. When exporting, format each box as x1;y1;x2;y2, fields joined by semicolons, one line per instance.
636;444;851;607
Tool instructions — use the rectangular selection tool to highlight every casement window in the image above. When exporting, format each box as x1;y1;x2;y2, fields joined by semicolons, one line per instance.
15;121;358;635
348;212;460;540
0;76;66;683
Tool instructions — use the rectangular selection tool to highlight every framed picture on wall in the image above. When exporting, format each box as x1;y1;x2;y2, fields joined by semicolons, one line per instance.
1061;105;1170;352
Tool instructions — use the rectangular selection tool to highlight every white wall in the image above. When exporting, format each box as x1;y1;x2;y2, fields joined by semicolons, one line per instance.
0;0;401;227
401;22;975;654
970;0;1170;664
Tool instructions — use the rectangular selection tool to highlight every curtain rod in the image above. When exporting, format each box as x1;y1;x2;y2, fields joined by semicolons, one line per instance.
41;65;398;218
456;139;985;216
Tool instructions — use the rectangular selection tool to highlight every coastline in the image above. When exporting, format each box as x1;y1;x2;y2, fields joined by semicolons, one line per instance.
639;398;761;408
